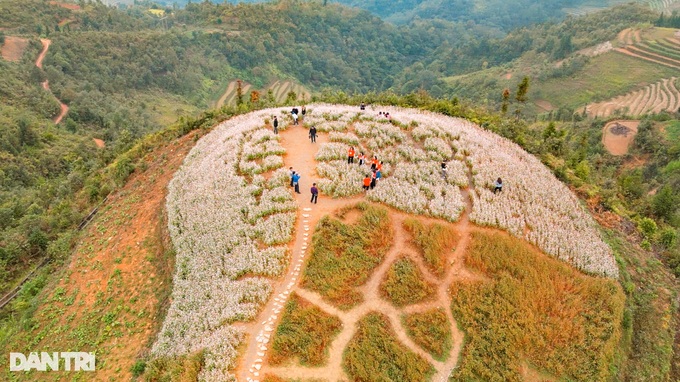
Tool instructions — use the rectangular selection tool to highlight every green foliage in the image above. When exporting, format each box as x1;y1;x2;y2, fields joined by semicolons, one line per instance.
343;312;434;381
638;218;658;239
403;308;452;361
270;293;342;366
380;256;435;307
402;218;457;278
131;359;146;377
451;231;625;381
302;203;393;309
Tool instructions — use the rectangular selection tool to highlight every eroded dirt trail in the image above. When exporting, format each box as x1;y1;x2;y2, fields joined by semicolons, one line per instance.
237;122;363;382
36;38;69;124
239;117;480;382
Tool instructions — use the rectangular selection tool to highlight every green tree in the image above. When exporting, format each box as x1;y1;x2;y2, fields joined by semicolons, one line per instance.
501;88;510;114
515;76;529;103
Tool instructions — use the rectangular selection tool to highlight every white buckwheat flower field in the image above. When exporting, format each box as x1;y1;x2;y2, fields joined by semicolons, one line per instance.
152;104;618;381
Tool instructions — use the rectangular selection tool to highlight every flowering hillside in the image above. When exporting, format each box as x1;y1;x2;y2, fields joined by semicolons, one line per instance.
152;103;618;381
303;104;617;278
151;110;295;380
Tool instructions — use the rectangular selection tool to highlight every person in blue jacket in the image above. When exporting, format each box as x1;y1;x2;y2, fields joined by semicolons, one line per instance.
292;172;301;194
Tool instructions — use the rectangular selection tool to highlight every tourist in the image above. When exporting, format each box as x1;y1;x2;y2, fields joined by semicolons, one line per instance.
289;167;294;187
363;174;371;191
273;116;279;134
310;183;318;204
371;156;378;170
293;172;301;194
292;112;298;125
309;125;317;143
494;177;503;194
348;146;355;164
360;102;366;110
370;170;377;189
358;152;365;166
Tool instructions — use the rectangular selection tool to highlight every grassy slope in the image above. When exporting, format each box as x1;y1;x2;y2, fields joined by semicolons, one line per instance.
0;129;205;381
451;230;625;381
535;51;680;109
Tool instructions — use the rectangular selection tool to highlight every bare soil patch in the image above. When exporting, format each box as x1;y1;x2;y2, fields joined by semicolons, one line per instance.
0;36;28;62
93;138;105;148
602;120;640;155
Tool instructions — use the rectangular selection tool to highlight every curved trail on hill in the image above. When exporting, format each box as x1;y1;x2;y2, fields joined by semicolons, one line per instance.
237;118;480;382
37;38;69;124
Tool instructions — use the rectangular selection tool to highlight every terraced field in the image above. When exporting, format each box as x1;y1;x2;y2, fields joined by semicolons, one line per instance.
586;77;680;118
216;80;253;108
615;30;680;70
646;0;680;12
215;80;311;108
265;80;311;104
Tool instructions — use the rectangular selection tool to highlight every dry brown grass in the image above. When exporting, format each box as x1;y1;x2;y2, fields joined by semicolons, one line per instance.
343;312;434;381
380;255;435;307
450;230;625;381
403;308;452;361
301;203;393;309
402;218;458;278
269;293;342;366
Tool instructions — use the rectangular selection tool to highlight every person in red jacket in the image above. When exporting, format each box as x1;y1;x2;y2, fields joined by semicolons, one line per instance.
348;146;355;164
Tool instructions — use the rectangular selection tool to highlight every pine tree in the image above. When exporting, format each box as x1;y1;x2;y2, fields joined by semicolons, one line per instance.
515;76;529;103
236;80;244;106
501;88;510;114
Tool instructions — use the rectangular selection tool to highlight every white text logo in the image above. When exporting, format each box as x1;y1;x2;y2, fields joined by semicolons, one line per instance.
9;352;95;371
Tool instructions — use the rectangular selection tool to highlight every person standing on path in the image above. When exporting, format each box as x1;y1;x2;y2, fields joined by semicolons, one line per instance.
309;125;317;143
310;183;318;204
370;170;377;189
292;112;299;126
348;146;355;164
273;116;279;134
301;105;306;117
293;172;301;194
289;167;295;187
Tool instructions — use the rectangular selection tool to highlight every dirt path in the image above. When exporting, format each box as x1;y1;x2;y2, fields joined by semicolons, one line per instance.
234;121;485;381
237;123;364;381
36;38;69;124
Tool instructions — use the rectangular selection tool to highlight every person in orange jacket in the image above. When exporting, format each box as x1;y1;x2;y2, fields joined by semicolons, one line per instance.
371;156;379;170
362;174;371;191
348;146;355;164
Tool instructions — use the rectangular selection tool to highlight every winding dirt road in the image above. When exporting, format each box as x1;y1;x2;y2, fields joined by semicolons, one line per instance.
37;38;69;124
